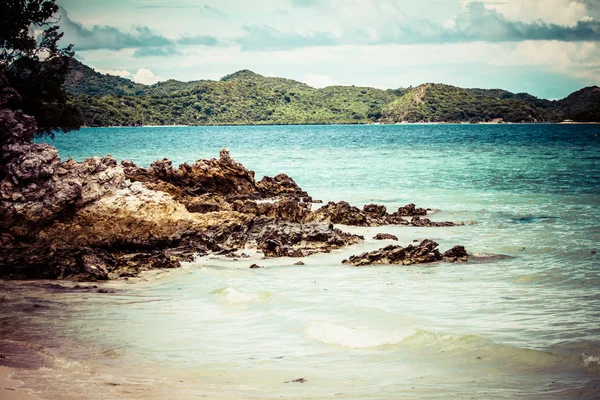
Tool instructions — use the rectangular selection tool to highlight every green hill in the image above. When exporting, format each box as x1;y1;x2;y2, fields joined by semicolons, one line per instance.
63;58;600;126
380;84;546;123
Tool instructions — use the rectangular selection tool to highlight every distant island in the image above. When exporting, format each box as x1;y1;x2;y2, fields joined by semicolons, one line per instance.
65;59;600;126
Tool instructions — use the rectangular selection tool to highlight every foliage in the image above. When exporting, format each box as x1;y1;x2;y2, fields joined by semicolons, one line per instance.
68;63;398;126
0;0;81;133
381;84;546;123
64;60;600;126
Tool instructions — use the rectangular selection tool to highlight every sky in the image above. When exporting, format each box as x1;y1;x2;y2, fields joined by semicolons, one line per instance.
53;0;600;99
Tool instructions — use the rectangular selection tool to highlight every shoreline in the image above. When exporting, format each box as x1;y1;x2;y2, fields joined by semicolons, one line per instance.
77;121;600;129
0;367;40;400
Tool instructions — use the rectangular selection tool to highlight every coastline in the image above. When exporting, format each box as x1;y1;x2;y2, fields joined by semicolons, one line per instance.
0;367;40;400
76;121;600;129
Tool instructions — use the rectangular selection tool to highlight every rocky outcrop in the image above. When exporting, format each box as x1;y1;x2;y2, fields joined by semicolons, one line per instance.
256;173;313;202
373;233;398;241
342;239;468;266
304;201;459;227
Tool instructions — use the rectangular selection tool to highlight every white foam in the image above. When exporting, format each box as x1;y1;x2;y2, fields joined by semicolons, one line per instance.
582;353;600;368
211;287;270;304
305;321;413;349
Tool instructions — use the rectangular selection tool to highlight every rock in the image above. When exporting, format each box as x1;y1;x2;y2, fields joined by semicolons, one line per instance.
261;199;311;222
181;194;232;213
284;378;307;383
256;173;313;201
147;149;258;197
246;217;364;258
408;216;459;227
441;245;469;262
232;199;310;222
81;254;109;280
304;201;369;226
363;204;387;218
249;264;262;269
342;239;466;266
373;233;398;241
294;261;305;265
395;203;428;216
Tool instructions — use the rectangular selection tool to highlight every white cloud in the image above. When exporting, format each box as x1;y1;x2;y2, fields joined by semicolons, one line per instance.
467;0;590;26
301;73;339;88
95;68;133;78
133;68;164;84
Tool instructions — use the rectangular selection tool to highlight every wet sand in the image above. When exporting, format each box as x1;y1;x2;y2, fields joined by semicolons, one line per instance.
0;367;40;400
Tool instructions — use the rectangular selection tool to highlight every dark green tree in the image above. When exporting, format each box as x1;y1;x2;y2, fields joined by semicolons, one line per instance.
0;0;82;134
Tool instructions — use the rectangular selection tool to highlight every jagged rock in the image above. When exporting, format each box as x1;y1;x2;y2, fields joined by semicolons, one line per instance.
441;245;468;262
363;204;387;219
373;233;398;241
249;264;262;269
147;149;258;196
243;217;363;258
305;201;369;226
256;173;313;202
230;198;310;222
342;239;466;266
261;199;311;222
395;203;428;216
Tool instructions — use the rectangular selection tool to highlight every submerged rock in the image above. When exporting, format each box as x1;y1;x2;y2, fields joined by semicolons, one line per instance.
305;201;459;227
408;216;460;227
373;233;399;241
342;239;467;266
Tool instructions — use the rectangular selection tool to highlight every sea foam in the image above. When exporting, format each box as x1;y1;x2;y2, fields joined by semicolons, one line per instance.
305;321;413;349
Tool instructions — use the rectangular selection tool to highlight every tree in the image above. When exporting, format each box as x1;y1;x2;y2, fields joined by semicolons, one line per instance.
0;0;82;134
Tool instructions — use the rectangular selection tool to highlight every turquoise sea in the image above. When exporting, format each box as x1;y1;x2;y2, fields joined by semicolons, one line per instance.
1;124;600;399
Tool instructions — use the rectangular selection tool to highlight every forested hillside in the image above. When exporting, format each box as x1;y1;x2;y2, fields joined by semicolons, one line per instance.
64;59;600;126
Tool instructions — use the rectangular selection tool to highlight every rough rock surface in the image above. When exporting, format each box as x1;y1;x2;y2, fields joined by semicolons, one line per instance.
395;203;429;216
342;239;468;266
256;173;313;202
373;233;399;241
305;201;459;227
304;201;369;226
250;219;364;257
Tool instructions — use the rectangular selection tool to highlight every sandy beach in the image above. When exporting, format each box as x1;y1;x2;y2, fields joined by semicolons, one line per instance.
0;367;39;400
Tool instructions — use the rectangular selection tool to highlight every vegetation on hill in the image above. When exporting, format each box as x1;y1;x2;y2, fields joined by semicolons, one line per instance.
380;84;546;123
64;59;600;126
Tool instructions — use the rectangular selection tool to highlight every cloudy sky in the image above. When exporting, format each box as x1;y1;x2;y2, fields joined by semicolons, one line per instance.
54;0;600;98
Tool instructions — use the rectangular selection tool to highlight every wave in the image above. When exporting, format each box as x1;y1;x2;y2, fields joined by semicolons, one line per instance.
305;321;413;349
210;287;271;304
304;323;593;372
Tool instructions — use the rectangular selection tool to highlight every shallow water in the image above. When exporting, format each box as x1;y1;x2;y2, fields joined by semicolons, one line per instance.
1;124;599;399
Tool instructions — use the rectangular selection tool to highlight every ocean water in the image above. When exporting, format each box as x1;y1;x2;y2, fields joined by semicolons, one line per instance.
1;124;600;399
